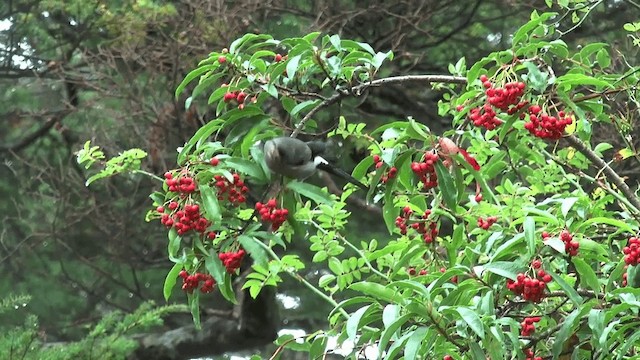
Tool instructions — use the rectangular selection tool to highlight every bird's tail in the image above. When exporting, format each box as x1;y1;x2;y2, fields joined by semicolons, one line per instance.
316;159;369;192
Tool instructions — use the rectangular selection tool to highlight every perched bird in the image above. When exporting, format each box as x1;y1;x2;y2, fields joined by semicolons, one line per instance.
262;137;368;191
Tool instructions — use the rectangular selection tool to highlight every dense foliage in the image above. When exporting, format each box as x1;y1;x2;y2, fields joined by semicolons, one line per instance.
84;6;640;359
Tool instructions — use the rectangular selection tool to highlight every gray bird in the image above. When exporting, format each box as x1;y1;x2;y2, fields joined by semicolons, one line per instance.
262;137;368;192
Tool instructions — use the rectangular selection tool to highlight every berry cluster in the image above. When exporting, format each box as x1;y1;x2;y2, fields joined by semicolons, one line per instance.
546;230;579;256
213;173;249;205
373;155;397;183
468;104;501;130
164;172;196;194
465;75;527;130
219;249;246;273
179;270;216;293
411;151;438;189
477;216;498;230
523;348;542;360
407;267;427;276
158;202;214;237
520;316;541;336
256;199;289;231
507;266;552;303
623;237;640;265
395;207;439;243
523;105;572;140
223;90;247;104
484;79;527;112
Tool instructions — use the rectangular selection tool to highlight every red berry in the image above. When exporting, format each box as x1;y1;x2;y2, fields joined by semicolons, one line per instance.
218;56;227;64
274;54;283;62
210;157;219;166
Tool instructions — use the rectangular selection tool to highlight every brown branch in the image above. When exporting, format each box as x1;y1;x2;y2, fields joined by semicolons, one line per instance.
564;134;640;212
291;75;467;137
0;109;73;153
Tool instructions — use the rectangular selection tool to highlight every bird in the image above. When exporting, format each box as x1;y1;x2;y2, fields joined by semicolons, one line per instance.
262;137;368;192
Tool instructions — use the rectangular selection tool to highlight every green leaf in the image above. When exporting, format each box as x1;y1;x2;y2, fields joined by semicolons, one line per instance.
549;271;583;306
404;327;428;360
346;305;370;341
596;49;611;68
524;217;536;256
238;235;269;267
572;257;600;295
286;181;334;204
456;307;485;339
349;281;403;304
168;227;181;259
552;308;582;359
175;64;219;98
187;291;201;329
560;197;578;218
286;54;301;79
382;187;397;235
205;251;237;303
543;237;566;254
575;217;634;233
523;61;549;93
163;262;183;301
224;157;266;181
199;184;222;222
435;161;458;211
378;313;412;358
482;261;523;280
588;309;604;349
555;73;613;89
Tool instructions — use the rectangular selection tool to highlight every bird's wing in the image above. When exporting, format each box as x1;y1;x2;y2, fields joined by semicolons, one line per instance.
276;137;312;165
